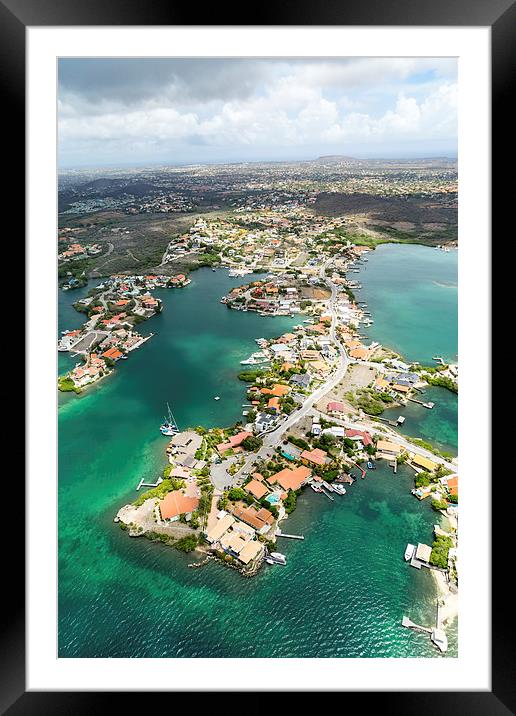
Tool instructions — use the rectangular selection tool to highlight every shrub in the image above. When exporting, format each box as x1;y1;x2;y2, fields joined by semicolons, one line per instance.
174;535;198;552
429;535;453;569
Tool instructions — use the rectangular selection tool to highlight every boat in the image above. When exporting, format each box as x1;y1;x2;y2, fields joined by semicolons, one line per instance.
214;396;220;401
266;551;287;565
311;484;322;493
332;484;347;495
160;403;179;436
404;544;416;561
240;351;270;365
120;354;128;360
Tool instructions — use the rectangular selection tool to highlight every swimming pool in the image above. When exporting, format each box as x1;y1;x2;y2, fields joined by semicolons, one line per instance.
266;494;280;504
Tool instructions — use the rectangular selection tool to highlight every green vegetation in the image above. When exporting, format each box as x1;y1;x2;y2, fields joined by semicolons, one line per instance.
409;438;454;461
227;487;247;502
415;471;431;488
345;388;386;416
174;534;199;552
283;490;297;514
238;370;267;382
286;434;310;450
431;498;449;512
132;478;185;507
424;374;458;393
57;375;81;394
429;535;453;569
241;435;263;452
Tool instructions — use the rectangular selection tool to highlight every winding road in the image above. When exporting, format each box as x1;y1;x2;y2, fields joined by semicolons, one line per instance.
231;259;351;482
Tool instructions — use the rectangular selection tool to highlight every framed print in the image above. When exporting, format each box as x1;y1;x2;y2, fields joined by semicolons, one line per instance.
5;0;509;710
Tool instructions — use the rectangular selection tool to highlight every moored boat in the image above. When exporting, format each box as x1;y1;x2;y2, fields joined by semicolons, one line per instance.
160;402;179;436
266;551;287;565
404;543;416;561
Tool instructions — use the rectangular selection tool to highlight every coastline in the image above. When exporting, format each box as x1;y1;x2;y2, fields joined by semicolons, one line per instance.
432;568;459;627
58;253;458;660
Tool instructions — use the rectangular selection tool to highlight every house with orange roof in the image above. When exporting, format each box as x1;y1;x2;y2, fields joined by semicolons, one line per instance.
349;347;373;361
216;430;253;455
232;504;274;534
270;383;290;397
266;465;312;492
268;397;280;412
159;491;199;522
101;347;123;361
445;475;458;497
391;383;410;393
244;479;269;500
300;448;328;467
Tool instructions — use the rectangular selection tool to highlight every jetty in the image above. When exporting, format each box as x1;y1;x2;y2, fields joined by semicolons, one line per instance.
350;461;366;479
402;616;432;634
402;601;448;652
136;477;163;491
276;529;304;540
375;414;406;427
407;397;435;409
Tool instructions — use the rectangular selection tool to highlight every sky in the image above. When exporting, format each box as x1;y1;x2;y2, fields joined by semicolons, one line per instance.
58;58;458;168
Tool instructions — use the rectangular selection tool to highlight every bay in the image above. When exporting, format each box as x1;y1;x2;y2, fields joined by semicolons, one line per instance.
58;264;457;658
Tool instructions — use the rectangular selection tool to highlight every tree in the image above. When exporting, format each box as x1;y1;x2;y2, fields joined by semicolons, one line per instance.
429;535;453;569
241;435;263;452
283;490;297;514
431;498;448;512
228;487;246;502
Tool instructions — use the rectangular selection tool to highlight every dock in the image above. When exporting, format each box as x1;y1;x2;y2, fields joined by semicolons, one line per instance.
350;461;366;479
136;477;163;491
401;616;432;634
407;397;435;409
276;529;304;540
402;601;448;652
321;489;335;501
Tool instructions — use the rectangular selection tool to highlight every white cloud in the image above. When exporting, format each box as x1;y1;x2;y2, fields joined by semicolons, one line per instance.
58;58;457;165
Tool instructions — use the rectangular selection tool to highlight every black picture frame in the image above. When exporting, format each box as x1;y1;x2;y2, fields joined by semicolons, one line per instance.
5;0;505;711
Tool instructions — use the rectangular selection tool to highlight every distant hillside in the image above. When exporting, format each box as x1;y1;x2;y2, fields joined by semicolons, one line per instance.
314;191;458;245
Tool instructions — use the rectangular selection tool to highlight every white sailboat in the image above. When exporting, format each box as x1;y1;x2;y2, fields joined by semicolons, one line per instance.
160;403;179;436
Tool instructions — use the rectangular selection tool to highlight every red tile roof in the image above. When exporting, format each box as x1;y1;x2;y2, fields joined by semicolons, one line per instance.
159;491;199;520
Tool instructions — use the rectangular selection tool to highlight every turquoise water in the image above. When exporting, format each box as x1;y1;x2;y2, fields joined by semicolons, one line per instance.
58;263;457;658
354;244;457;364
386;386;458;457
354;244;458;454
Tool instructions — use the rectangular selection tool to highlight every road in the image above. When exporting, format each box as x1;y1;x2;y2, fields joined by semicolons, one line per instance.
91;242;114;275
231;259;351;482
211;258;457;488
310;408;457;472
